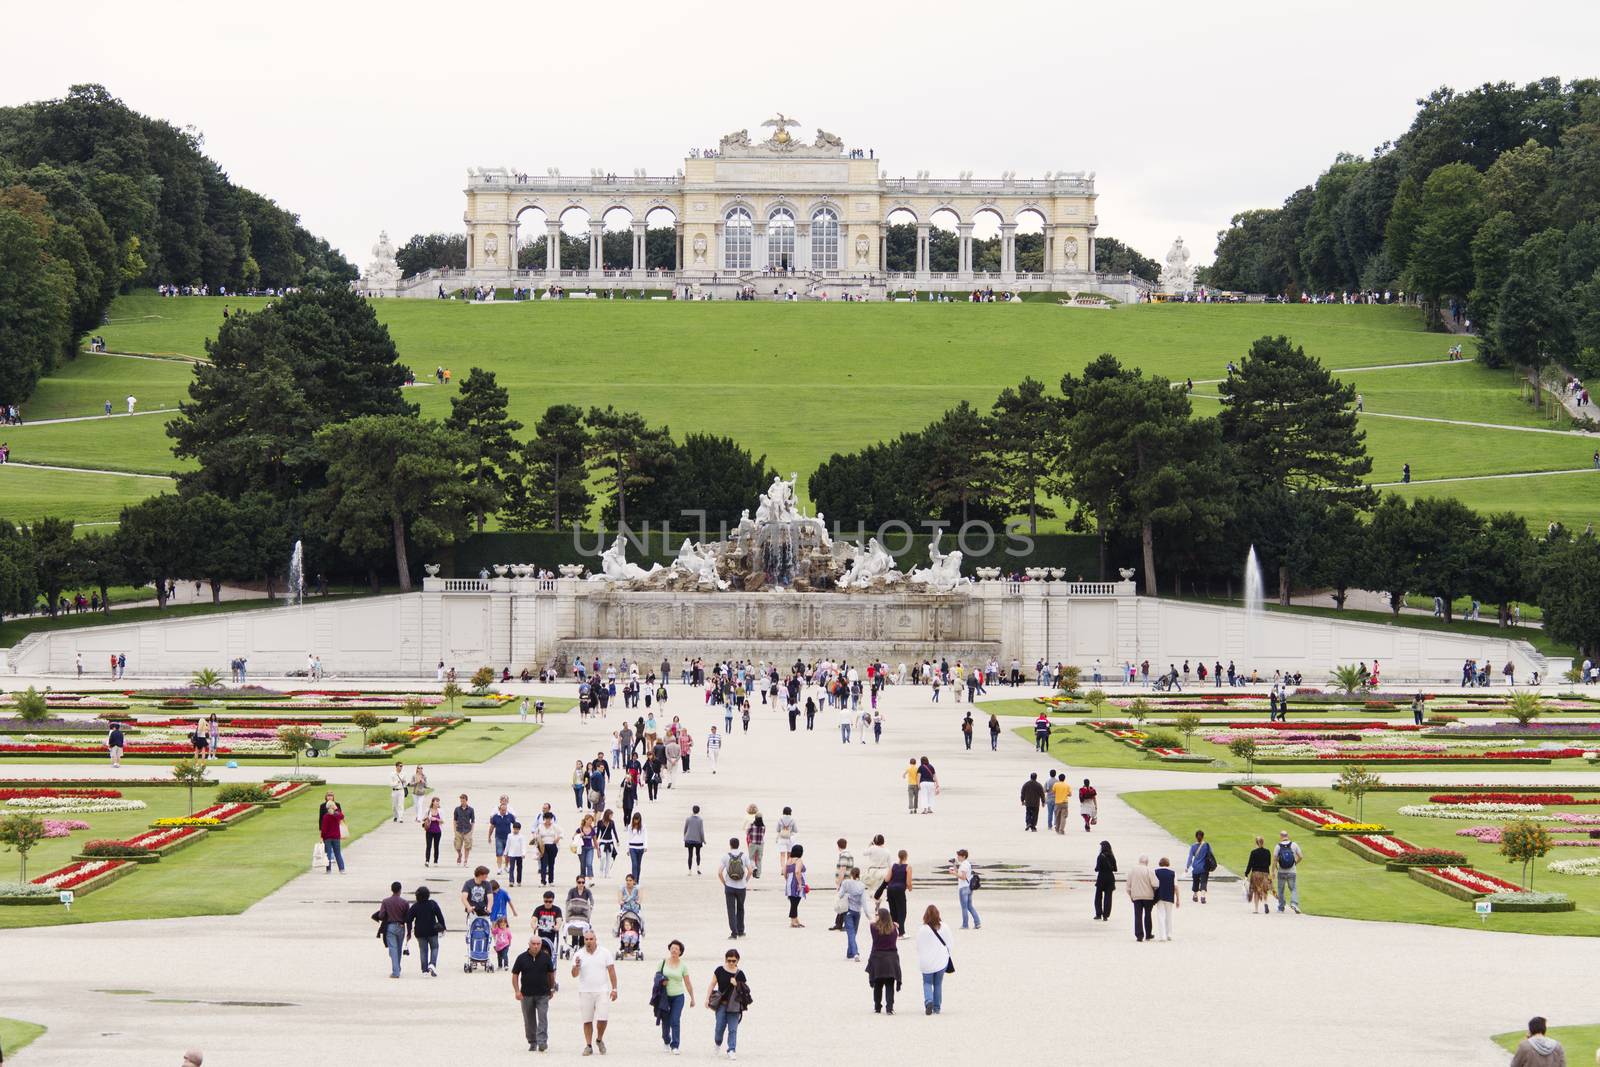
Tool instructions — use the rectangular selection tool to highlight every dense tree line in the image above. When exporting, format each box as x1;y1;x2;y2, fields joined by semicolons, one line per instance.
1205;78;1600;375
0;84;355;401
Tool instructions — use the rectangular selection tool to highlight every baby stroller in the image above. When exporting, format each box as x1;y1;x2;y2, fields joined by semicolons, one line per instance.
614;908;644;961
463;913;496;973
560;897;594;960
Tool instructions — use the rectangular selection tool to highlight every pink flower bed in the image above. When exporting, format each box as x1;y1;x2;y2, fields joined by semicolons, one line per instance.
42;818;91;838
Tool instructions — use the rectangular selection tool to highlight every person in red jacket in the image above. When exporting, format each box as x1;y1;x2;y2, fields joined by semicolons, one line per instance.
319;792;346;873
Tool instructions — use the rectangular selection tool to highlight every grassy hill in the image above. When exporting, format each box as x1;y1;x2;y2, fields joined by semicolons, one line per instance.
6;291;1596;527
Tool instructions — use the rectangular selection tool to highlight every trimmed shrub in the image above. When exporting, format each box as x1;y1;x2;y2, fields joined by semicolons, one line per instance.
214;784;273;804
1273;788;1327;808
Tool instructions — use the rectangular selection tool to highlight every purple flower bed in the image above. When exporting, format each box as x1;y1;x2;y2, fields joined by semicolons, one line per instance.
0;717;113;732
1435;723;1600;737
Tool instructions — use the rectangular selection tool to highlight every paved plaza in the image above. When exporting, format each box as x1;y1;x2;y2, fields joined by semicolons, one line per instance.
2;679;1590;1065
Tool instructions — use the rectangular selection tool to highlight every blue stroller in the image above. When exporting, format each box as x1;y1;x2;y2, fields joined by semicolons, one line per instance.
463;913;496;973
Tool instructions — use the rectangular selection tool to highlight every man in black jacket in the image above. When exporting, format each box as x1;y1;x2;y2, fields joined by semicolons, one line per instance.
1020;773;1046;831
405;885;447;976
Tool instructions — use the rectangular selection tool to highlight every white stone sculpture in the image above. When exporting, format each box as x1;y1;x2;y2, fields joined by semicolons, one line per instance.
908;530;964;592
1160;237;1194;294
361;230;402;296
672;540;729;590
587;535;662;584
755;473;802;524
838;538;898;589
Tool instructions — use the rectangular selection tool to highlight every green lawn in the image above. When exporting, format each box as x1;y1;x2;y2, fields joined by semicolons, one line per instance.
0;463;171;524
1124;788;1600;936
22;351;197;421
0;1018;46;1056
0;784;389;929
1493;1024;1600;1063
33;293;1586;528
0;597;321;648
1188;599;1571;658
1390;471;1600;534
1016;722;1260;773
4;414;194;476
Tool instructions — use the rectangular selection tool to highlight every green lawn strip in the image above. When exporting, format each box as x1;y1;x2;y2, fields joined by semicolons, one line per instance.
1122;788;1600;936
1357;416;1600;483
94;291;274;358
1338;360;1561;430
1388;472;1600;537
0;785;389;929
1014;723;1260;774
23;350;197;421
459;696;577;717
2;415;195;476
0;1018;46;1056
1492;1025;1600;1062
0;464;170;525
0;593;384;647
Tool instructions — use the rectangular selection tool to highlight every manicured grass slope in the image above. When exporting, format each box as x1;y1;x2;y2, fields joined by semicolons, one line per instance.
1124;788;1600;936
0;1018;46;1056
1493;1025;1600;1063
0;463;171;524
0;785;388;929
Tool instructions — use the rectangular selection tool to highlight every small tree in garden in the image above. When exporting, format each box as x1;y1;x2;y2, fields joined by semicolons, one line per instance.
0;813;46;882
1126;698;1151;726
349;711;383;747
190;667;223;689
1228;737;1259;780
402;696;426;727
170;758;209;816
277;726;316;774
1506;690;1544;727
441;681;464;715
1173;712;1202;752
14;686;49;725
1329;664;1371;696
1335;764;1382;821
470;666;496;694
1056;666;1081;694
1499;818;1552;889
1083;689;1107;713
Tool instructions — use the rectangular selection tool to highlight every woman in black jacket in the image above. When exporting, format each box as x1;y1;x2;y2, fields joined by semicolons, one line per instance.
405;885;448;976
1245;835;1273;914
1093;841;1117;921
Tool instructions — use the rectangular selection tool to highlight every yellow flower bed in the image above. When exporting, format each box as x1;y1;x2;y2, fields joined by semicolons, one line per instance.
151;817;222;827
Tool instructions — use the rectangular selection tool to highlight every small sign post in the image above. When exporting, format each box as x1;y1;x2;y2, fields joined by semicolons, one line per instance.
1475;899;1492;925
59;890;74;911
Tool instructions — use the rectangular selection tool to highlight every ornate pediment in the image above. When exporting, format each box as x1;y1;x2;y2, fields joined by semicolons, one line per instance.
715;115;848;159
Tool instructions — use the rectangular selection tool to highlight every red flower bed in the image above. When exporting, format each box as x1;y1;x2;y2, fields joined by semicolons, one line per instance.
0;788;121;800
124;825;204;849
31;858;132;890
1485;749;1585;759
189;802;256;822
1421;866;1523;895
1282;807;1356;827
0;742;237;755
1428;793;1600;805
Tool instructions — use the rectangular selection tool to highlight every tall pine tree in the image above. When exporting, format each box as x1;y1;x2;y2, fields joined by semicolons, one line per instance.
444;367;523;531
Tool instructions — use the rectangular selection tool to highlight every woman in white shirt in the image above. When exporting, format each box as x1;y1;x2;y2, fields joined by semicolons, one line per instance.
860;833;891;897
627;813;648;882
914;904;952;1015
774;807;798;864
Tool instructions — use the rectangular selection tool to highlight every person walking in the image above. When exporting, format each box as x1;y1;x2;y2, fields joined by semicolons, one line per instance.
829;838;854;931
1032;712;1051;752
709;948;749;1059
1078;779;1098;832
422;796;444;866
683;805;706;874
572;760;588;809
1126;855;1156;942
1051;773;1072;833
1093;841;1117;921
1153;857;1179;941
961;712;973;750
861;834;890;898
405;885;447;976
865;907;903;1014
838;865;867;959
719;837;750;938
389;762;407;823
915;904;953;1015
1273;829;1303;913
744;807;765;880
511;934;556;1052
988;713;1001;751
1245;835;1273;914
627;813;648;882
535;812;563;886
705;726;721;773
373;880;409;977
318;792;346;874
106;721;124;768
951;849;980;929
1184;830;1214;903
903;759;920;814
655;939;695;1053
784;845;807;928
489;795;519;876
410;765;430;821
1508;1017;1567;1067
916;757;939;813
596;810;619;879
1020;773;1045;831
570;929;618;1056
453;793;476;867
878;849;912;936
774;807;798;866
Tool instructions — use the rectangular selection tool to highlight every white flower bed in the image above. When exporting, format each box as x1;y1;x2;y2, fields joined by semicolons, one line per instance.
1398;802;1545;819
1548;856;1600;877
4;797;148;814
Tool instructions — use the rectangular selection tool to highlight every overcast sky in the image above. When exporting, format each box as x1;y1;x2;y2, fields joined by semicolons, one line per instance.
6;0;1597;268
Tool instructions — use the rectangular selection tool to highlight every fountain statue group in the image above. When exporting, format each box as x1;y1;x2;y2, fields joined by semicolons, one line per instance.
586;477;966;594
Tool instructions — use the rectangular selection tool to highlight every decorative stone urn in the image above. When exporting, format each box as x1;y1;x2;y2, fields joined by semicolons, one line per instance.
423;564;441;577
974;567;1001;581
559;564;586;579
1048;568;1065;581
493;564;509;577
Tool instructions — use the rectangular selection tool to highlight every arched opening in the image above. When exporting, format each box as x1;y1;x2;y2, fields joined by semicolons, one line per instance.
885;207;917;272
811;207;840;271
601;206;634;271
929;208;961;273
971;208;1004;275
645;206;677;271
1015;208;1047;274
514;205;549;271
723;206;752;271
557;206;594;272
767;207;796;271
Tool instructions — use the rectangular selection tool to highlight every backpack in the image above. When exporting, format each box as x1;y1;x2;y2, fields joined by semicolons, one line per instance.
1276;842;1297;870
967;869;981;891
1204;845;1217;873
726;851;746;881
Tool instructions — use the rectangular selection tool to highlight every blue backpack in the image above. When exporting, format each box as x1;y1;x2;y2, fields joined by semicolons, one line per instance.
1276;842;1297;870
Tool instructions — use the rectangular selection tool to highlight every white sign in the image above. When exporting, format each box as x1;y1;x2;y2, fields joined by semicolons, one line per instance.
1474;900;1493;915
58;890;74;908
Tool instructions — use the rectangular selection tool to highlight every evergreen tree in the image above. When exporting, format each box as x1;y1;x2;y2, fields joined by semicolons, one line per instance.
586;406;674;529
1470;513;1535;627
991;377;1061;533
506;404;592;531
1536;531;1600;659
1408;498;1483;622
445;368;523;531
922;401;1004;527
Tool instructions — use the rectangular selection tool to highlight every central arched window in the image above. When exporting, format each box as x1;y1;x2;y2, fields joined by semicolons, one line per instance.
767;208;795;270
723;207;752;271
811;207;839;270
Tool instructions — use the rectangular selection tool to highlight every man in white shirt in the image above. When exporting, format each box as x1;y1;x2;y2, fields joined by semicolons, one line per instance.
570;929;617;1055
838;702;853;743
125;394;136;414
389;762;406;822
705;726;722;773
535;812;563;886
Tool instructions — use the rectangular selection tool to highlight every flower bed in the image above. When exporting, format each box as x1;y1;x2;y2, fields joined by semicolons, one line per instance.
42;818;91;838
1279;806;1358;831
89;824;209;860
1427;793;1600;806
76;839;160;863
0;788;121;800
1407;865;1524;901
0;778;217;788
1232;784;1284;808
1548;856;1600;877
30;858;135;895
1480;891;1575;913
1312;822;1391;836
1361;782;1600;793
263;780;311;802
4;797;147;815
181;802;261;829
1399;802;1545;820
1338;833;1419;863
151;817;221;828
0;882;62;905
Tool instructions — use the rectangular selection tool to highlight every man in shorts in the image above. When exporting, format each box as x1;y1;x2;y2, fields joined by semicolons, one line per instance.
453;794;476;866
488;795;518;875
570;928;617;1055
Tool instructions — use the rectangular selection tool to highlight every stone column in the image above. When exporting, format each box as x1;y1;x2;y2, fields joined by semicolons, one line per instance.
631;221;646;277
1000;222;1017;281
957;223;974;281
797;222;811;272
545;219;561;275
915;223;930;279
1089;235;1097;273
588;219;604;276
753;221;767;274
675;222;685;274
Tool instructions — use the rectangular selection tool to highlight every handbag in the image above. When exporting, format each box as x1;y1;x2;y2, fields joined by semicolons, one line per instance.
934;929;954;974
338;817;349;840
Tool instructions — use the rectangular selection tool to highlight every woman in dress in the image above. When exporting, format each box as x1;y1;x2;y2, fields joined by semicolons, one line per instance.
784;844;807;928
774;807;798;865
410;765;430;821
1245;835;1273;914
1093;840;1117;921
1078;778;1098;832
864;908;902;1014
879;850;912;936
861;833;891;897
422;795;443;867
